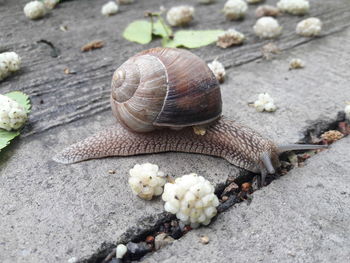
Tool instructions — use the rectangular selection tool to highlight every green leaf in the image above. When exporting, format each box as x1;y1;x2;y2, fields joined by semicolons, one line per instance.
5;91;31;113
123;20;153;44
162;30;225;48
0;130;20;151
152;18;172;39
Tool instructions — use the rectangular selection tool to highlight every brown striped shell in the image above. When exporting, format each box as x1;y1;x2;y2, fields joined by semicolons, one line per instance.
110;47;222;132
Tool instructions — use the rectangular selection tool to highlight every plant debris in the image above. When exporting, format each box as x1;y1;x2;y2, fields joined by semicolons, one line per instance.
81;40;104;52
261;42;281;60
37;39;61;57
321;130;344;144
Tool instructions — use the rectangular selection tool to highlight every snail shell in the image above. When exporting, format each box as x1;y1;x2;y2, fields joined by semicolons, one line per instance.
110;47;222;132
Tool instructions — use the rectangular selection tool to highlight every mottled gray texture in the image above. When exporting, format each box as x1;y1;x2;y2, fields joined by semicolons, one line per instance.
1;0;350;262
144;136;350;263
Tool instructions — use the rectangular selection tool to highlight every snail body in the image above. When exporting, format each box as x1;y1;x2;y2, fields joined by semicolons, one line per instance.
54;47;326;183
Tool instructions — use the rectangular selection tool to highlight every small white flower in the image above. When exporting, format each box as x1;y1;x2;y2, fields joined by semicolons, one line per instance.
253;17;282;39
0;52;21;81
162;173;219;228
128;163;166;200
43;0;59;10
247;0;263;3
216;28;245;48
0;95;28;131
101;1;119;16
166;6;194;26
23;1;47;20
208;60;226;83
289;58;305;69
296;17;322;37
345;103;350;120
253;93;277;112
223;0;248;20
277;0;309;15
116;244;128;259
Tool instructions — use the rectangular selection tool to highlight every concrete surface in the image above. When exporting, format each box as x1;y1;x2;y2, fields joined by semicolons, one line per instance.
144;136;350;263
1;0;350;262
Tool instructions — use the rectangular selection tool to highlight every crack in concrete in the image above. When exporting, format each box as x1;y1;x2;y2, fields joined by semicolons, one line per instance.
81;111;348;263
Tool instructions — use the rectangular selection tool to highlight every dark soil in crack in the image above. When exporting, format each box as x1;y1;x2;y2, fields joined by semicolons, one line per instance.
83;112;349;263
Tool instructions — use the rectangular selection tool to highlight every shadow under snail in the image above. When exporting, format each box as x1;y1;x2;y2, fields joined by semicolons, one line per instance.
54;47;326;185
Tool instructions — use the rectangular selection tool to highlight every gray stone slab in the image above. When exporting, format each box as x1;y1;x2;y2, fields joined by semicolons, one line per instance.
1;0;349;136
144;137;350;263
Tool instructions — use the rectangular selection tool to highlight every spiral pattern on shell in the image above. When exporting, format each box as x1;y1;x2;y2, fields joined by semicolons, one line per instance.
110;47;222;132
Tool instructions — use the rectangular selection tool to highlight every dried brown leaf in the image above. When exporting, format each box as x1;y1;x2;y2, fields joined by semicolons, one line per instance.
81;40;104;52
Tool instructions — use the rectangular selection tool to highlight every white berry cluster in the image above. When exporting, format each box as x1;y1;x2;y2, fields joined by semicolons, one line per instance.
23;1;47;20
289;58;305;69
0;95;28;131
0;52;21;81
277;0;309;15
253;17;282;39
296;17;322;37
162;173;219;228
166;5;194;26
254;93;277;112
208;59;226;83
101;1;119;16
217;28;245;48
223;0;248;20
116;244;128;259
128;163;166;200
345;103;350;121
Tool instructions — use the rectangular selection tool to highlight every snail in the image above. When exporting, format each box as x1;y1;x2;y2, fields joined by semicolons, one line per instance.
54;47;326;185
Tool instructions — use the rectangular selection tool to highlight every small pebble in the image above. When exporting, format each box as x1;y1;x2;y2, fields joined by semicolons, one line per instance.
154;233;175;250
222;196;229;201
116;244;127;259
200;235;210;244
145;236;155;244
241;182;251;192
108;169;116;174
